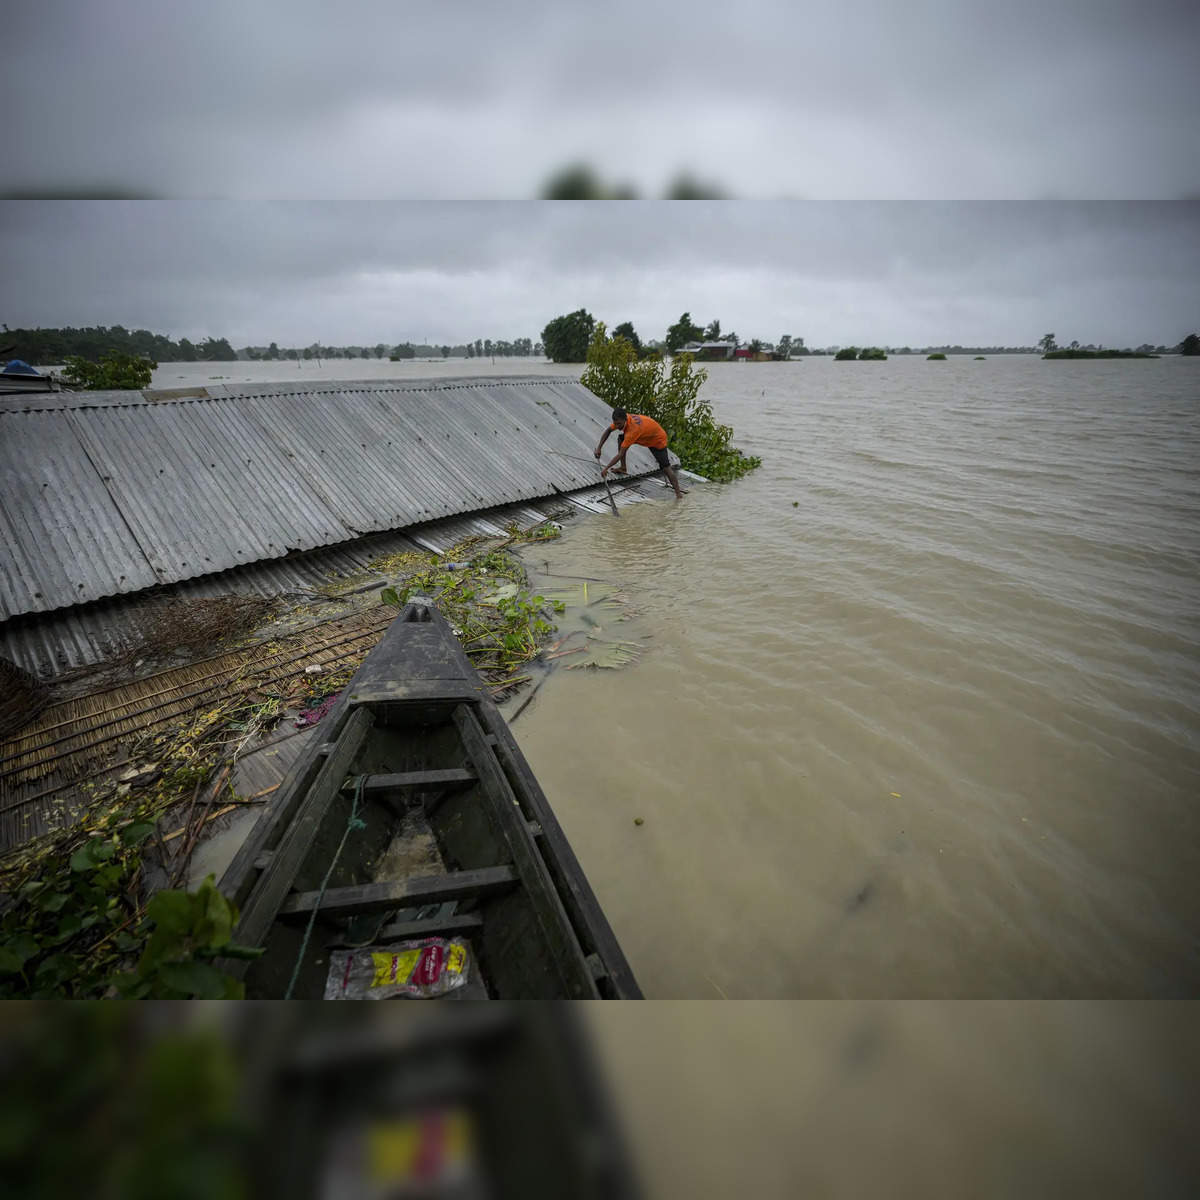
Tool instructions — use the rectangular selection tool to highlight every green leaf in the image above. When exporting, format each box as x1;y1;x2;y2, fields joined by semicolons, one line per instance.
110;970;151;998
120;822;157;847
34;953;76;989
69;844;98;872
380;586;401;607
94;865;124;890
193;878;234;949
41;892;70;913
146;888;197;936
54;913;85;941
69;839;116;871
0;934;39;973
157;959;233;998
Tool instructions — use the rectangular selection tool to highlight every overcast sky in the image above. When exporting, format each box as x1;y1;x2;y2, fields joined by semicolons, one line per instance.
5;2;1198;349
2;201;1197;348
5;1;1198;201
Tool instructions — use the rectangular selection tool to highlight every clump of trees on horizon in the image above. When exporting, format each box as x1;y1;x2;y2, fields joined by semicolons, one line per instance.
541;310;810;363
1;327;545;366
7;323;1198;369
2;326;235;364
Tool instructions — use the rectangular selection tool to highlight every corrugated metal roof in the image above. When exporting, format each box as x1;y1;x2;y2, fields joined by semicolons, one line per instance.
0;376;667;620
0;477;663;680
0;412;161;615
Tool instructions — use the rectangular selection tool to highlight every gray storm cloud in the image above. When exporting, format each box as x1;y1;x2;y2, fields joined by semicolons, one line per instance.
4;1;1198;200
2;200;1197;348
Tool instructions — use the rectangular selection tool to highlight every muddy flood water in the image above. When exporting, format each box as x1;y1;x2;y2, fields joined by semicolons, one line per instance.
506;356;1200;999
151;356;1200;998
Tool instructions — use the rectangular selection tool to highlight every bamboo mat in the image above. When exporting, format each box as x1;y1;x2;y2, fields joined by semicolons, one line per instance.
0;606;395;852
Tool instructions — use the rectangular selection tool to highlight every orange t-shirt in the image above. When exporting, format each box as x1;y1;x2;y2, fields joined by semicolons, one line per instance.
610;414;668;451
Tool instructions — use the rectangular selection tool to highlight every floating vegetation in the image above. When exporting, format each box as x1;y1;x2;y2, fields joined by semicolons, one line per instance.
563;635;645;670
503;520;562;543
539;580;633;626
535;578;648;670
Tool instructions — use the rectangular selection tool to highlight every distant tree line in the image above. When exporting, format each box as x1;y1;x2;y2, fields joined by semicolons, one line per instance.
9;323;1197;370
1036;333;1183;356
2;326;235;364
248;338;543;362
1;327;545;366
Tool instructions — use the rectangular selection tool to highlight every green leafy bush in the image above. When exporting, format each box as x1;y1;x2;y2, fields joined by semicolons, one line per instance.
927;353;947;360
62;350;156;389
834;347;860;361
0;815;258;999
581;323;761;482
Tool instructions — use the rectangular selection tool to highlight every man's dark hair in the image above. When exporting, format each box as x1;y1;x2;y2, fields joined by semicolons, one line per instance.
612;408;627;422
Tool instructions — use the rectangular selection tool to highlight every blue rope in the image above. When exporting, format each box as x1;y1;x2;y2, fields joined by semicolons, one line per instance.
284;774;368;1000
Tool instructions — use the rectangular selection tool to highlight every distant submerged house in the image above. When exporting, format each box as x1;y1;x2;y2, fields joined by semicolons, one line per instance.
679;341;736;361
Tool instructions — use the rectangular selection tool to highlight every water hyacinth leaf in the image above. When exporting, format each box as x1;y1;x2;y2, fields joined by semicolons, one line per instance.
484;581;520;603
145;888;198;937
34;953;75;987
565;638;646;670
193;877;235;949
0;934;40;973
69;841;106;872
380;586;401;608
119;822;157;848
52;912;97;944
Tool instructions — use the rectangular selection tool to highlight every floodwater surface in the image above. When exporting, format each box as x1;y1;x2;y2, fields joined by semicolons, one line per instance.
511;356;1200;998
153;356;1200;997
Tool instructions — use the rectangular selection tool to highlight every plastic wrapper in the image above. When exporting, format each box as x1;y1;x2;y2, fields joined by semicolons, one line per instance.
320;1106;490;1199
325;937;470;999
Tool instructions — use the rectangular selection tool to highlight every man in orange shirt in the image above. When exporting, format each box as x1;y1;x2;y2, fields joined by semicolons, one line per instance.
594;408;686;499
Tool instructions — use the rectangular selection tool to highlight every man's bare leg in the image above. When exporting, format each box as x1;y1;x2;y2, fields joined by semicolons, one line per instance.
664;464;686;499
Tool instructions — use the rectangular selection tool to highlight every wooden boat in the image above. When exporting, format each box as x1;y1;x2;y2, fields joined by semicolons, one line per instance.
219;602;641;999
250;1005;644;1197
